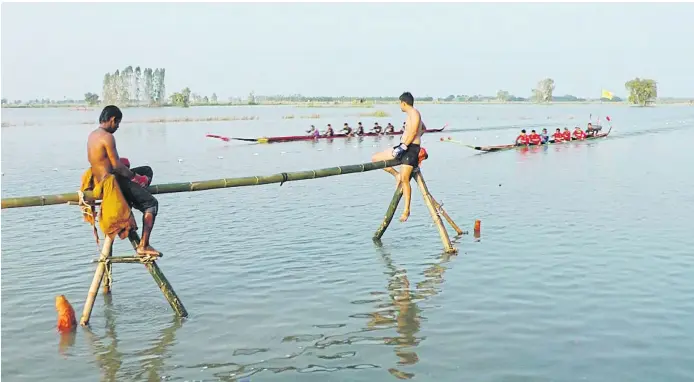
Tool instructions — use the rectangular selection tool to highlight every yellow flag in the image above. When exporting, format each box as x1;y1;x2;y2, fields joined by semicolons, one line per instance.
601;89;614;100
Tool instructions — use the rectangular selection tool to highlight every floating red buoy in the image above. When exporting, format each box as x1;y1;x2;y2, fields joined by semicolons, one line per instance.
474;219;481;233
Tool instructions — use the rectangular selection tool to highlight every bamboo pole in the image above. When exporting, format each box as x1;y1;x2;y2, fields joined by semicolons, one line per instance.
80;235;114;326
429;195;464;236
92;255;162;264
103;259;112;294
127;232;188;318
373;186;404;241
413;172;457;254
1;159;402;209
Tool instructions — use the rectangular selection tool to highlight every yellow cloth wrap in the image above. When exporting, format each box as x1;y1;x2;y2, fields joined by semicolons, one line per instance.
80;169;138;239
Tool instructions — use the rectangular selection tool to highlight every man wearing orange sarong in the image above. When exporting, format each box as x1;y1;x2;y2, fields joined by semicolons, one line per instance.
83;105;160;256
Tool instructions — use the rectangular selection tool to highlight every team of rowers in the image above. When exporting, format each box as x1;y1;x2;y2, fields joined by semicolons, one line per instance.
305;121;406;138
515;123;602;145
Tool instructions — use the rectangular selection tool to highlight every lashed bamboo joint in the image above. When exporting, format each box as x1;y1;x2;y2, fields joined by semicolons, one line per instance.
373;168;461;253
79;227;187;326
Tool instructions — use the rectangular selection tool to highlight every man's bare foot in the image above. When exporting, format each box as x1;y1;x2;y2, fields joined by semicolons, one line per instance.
136;245;161;257
399;209;410;222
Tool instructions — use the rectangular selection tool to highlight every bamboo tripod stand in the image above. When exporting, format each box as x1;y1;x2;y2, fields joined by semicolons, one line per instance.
80;228;188;326
373;169;463;253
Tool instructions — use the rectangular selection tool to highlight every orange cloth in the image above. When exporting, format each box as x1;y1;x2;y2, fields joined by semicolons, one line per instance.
418;147;429;166
80;169;138;240
55;295;76;332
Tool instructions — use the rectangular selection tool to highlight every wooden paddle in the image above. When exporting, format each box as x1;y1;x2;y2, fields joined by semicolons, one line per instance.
205;134;260;143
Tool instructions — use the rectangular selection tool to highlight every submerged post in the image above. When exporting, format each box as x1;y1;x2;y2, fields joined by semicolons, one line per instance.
80;235;114;326
127;232;188;318
373;186;404;241
413;171;457;253
429;195;464;236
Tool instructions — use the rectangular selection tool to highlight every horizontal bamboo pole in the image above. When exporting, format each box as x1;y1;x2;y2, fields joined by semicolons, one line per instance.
2;159;402;209
92;256;161;264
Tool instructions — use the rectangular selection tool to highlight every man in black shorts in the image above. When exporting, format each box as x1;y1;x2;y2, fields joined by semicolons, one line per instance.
87;105;160;256
371;92;424;222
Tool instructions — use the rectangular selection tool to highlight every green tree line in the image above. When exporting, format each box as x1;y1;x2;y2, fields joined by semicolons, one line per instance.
101;66;166;106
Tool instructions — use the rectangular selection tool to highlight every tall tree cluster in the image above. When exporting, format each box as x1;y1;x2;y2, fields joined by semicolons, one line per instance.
625;78;657;106
532;78;555;103
102;66;166;106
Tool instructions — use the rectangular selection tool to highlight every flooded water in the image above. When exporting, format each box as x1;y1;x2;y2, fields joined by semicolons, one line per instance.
2;104;694;381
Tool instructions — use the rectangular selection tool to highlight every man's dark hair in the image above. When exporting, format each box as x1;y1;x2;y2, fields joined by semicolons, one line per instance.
399;92;414;106
99;105;122;124
521;129;526;133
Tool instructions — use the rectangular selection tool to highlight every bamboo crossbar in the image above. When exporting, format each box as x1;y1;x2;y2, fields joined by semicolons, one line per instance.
92;255;161;264
1;159;402;209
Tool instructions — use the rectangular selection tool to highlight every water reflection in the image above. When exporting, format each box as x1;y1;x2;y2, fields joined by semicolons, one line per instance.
58;330;77;357
83;294;183;382
370;242;456;380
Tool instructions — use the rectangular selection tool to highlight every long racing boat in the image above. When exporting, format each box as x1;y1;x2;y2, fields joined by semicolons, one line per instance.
442;125;612;152
207;125;447;144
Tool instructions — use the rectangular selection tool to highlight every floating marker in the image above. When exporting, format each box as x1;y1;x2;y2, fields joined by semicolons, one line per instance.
474;219;481;233
56;295;76;332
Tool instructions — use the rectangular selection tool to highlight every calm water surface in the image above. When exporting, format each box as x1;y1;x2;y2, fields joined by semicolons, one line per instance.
2;104;694;381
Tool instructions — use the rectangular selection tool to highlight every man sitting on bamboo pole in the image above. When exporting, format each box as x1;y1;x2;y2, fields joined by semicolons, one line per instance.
86;105;161;257
371;92;425;222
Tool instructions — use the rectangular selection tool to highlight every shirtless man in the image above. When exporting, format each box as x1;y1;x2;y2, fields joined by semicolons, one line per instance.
87;105;160;256
371;92;423;222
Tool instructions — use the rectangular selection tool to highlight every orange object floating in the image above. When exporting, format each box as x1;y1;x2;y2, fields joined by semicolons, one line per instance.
474;219;481;232
55;295;76;332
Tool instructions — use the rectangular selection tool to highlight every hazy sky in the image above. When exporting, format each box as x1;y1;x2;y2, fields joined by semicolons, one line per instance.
2;2;693;100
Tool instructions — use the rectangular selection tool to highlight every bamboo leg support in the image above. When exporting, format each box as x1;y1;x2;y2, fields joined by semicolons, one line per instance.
127;232;188;318
80;235;114;326
103;259;112;294
429;195;464;236
373;186;404;240
413;172;457;254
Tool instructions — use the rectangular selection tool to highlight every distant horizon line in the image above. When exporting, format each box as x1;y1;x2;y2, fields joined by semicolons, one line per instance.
3;94;694;103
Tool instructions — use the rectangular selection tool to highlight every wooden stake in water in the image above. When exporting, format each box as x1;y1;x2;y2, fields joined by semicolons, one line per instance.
127;232;188;318
80;235;114;326
429;194;464;236
373;185;404;241
413;172;457;253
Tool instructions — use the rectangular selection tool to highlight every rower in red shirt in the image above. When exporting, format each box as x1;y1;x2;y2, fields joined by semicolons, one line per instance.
528;129;542;145
515;129;529;145
573;126;586;140
552;128;564;143
562;127;572;141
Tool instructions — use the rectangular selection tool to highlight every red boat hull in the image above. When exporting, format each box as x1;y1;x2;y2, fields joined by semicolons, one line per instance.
263;127;446;143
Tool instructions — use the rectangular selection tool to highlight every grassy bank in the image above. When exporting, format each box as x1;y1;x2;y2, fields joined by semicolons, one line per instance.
3;99;693;110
